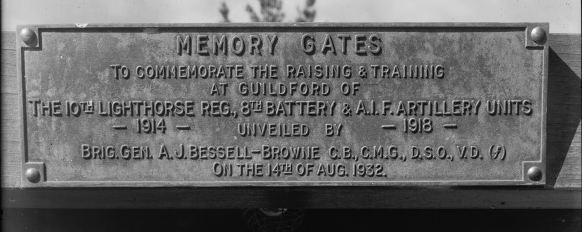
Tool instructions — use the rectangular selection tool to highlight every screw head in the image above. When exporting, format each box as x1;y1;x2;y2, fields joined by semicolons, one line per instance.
527;166;542;181
19;27;37;45
530;27;547;45
25;167;41;183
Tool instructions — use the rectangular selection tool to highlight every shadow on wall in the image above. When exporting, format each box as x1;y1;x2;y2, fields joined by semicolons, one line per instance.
546;46;581;186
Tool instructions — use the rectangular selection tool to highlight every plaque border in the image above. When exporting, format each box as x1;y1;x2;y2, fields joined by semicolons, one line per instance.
17;23;548;187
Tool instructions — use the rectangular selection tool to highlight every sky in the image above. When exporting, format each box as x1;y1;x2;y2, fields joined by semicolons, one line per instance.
1;0;581;33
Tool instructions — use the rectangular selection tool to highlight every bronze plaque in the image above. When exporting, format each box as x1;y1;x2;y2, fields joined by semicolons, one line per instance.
18;23;547;187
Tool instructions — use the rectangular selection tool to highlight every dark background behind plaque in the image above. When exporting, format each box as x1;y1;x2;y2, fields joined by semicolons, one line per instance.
2;209;581;231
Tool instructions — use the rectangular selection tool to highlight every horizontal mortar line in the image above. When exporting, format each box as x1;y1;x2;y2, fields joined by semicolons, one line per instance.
112;125;127;130
443;123;458;129
176;125;191;130
381;124;396;129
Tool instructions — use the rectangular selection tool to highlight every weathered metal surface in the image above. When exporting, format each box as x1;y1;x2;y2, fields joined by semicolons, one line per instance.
17;23;547;187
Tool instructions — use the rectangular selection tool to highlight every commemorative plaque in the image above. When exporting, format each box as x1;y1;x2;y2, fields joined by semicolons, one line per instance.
18;23;547;187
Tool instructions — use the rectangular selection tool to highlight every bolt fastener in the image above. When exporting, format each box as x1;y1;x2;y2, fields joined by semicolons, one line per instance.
25;167;41;183
19;27;37;45
527;166;542;181
530;27;547;45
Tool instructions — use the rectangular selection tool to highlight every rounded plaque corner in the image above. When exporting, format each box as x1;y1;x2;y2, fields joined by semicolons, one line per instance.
525;24;548;49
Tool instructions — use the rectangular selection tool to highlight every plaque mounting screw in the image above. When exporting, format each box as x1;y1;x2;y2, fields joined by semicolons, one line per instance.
530;27;547;45
19;27;37;45
25;167;41;183
527;166;542;181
